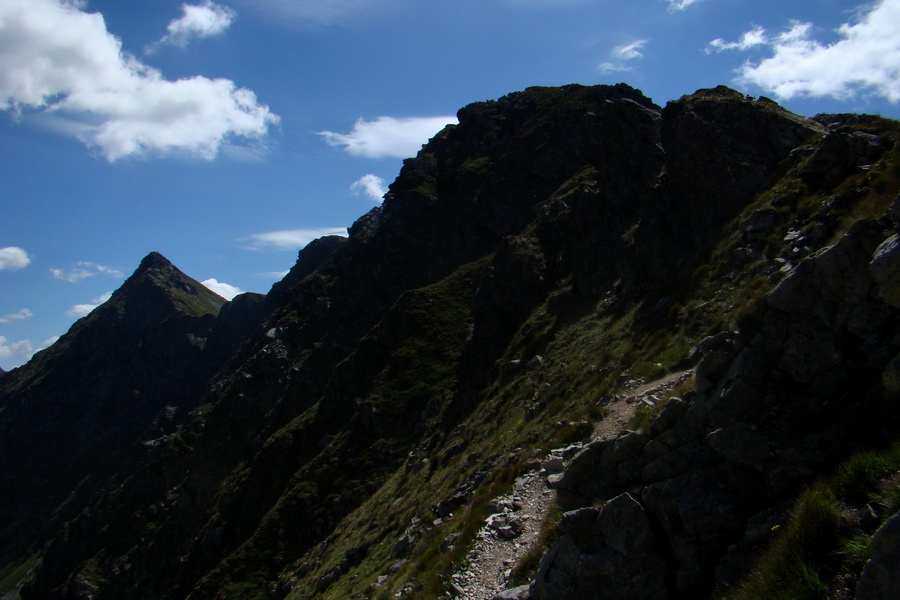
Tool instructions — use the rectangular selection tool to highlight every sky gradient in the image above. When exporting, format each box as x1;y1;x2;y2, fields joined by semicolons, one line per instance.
2;0;899;369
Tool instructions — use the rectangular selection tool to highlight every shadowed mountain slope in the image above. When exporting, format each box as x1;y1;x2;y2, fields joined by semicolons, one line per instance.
1;84;899;600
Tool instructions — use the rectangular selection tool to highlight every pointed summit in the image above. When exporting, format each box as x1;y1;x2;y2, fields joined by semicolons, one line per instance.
110;251;226;319
137;250;176;272
0;252;231;563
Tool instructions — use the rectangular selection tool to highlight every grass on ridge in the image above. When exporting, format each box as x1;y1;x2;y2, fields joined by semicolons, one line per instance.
726;442;900;600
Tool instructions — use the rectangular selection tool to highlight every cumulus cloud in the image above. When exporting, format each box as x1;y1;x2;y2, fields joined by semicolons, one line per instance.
319;116;456;159
0;336;34;366
0;334;58;368
51;261;123;283
201;278;243;300
712;0;900;103
0;247;31;271
598;40;648;75
351;174;388;203
242;227;348;251
148;1;235;51
66;291;113;317
0;308;33;324
0;0;278;161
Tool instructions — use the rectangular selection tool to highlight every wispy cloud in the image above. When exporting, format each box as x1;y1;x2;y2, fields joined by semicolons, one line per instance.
233;0;397;26
667;0;706;11
0;308;33;324
201;278;243;300
51;261;124;283
147;1;236;52
351;174;388;203
598;40;648;75
707;26;767;53
66;291;113;317
319;116;456;159
0;0;278;161
711;0;900;103
242;227;348;251
260;270;290;280
0;247;31;271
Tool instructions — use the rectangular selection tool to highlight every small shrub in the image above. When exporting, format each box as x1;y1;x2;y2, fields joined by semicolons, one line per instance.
627;404;656;434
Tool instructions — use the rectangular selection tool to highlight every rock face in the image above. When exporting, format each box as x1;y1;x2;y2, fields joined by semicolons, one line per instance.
0;84;898;600
534;214;900;597
531;494;669;600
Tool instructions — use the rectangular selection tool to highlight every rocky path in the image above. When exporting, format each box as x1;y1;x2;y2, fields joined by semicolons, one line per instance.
445;369;694;600
446;463;556;600
592;369;693;441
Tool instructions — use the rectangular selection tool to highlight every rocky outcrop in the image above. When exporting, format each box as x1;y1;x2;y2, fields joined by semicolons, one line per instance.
534;209;900;598
531;493;669;600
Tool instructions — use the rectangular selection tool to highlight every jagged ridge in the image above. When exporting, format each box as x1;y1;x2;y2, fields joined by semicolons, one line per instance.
0;84;898;600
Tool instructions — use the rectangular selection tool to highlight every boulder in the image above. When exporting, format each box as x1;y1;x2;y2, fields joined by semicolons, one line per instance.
855;513;900;600
530;493;669;600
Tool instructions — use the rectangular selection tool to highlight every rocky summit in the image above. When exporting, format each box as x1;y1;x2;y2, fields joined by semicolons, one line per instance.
1;83;900;600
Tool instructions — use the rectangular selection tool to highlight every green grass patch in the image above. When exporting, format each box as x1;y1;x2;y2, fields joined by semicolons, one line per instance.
0;553;41;598
727;442;900;600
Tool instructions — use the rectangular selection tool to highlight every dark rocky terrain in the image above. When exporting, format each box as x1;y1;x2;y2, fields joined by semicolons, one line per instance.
1;84;899;600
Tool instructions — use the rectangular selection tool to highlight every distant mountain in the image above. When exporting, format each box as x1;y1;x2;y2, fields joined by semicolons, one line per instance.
0;252;228;566
1;84;899;600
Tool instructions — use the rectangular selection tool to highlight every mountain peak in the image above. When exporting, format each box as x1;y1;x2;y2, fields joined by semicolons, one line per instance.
115;251;225;317
138;250;175;272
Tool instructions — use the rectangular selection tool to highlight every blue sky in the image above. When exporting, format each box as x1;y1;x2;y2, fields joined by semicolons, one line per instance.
2;0;899;369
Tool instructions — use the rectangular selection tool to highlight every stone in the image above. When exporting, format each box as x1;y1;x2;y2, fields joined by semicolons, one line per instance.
870;234;900;308
493;585;532;600
705;423;769;471
696;349;733;379
855;513;900;600
541;457;565;473
531;493;669;599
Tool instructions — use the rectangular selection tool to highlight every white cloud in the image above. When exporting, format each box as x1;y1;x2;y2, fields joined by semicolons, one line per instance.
242;227;348;251
667;0;705;11
0;308;33;324
67;291;112;317
0;0;278;161
319;116;456;159
598;40;648;75
51;261;123;283
0;247;31;271
597;62;632;75
351;173;388;203
717;0;900;103
0;335;33;366
707;26;768;53
260;270;290;280
0;334;58;369
201;278;243;300
612;40;646;61
148;1;235;52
